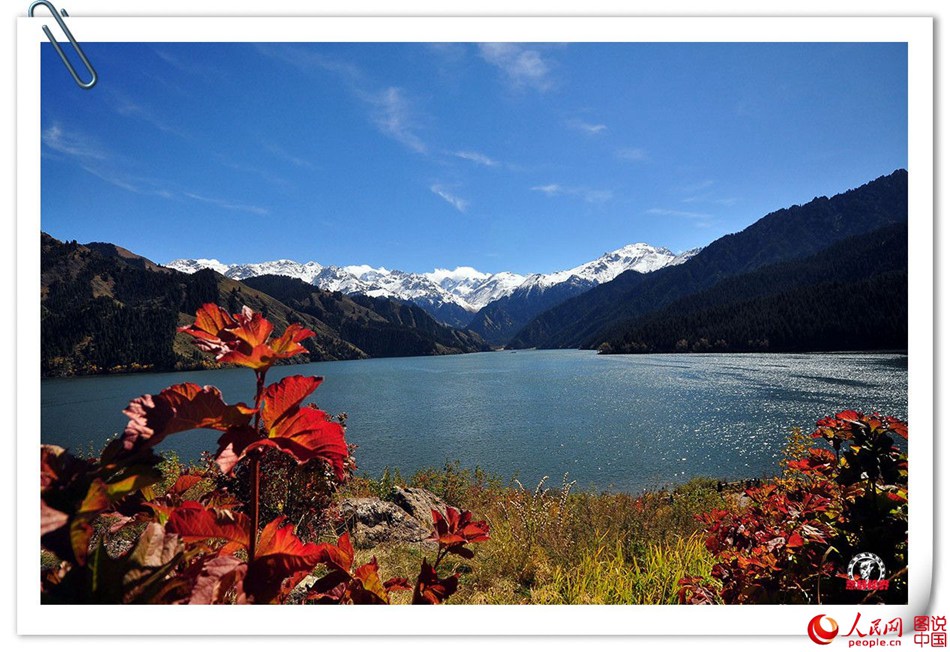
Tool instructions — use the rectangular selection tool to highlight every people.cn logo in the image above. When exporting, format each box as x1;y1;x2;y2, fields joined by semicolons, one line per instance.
808;614;839;645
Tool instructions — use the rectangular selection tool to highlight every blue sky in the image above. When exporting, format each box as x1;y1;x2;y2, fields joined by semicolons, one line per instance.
41;42;907;275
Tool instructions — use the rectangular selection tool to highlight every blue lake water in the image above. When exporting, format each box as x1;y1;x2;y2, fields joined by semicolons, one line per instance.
40;350;908;493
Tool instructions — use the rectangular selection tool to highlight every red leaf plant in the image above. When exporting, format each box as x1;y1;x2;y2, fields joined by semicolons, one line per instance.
679;410;908;605
40;304;489;605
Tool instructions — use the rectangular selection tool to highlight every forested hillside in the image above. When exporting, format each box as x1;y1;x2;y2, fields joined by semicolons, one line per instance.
509;170;908;350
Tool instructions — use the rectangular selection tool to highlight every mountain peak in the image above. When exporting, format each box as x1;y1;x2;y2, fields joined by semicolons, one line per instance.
165;241;696;323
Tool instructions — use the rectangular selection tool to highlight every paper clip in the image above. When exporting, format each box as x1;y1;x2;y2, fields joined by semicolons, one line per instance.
28;0;97;89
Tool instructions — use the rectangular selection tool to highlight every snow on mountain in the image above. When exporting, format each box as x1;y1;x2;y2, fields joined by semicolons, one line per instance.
165;242;698;322
424;268;528;310
520;243;696;291
165;258;231;275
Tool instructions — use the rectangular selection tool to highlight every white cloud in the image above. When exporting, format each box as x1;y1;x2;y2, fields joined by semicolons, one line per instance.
582;189;614;204
617;147;649;162
478;43;554;92
567;119;608;135
263;141;315;169
366;87;427;154
257;45;428;155
42;124;109;160
682;195;738;206
531;183;613;203
184;192;270;216
454;150;498;167
108;91;191;139
431;185;469;212
531;183;564;196
646;208;713;219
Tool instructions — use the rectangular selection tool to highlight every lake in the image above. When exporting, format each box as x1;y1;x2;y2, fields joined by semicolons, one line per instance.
41;350;908;494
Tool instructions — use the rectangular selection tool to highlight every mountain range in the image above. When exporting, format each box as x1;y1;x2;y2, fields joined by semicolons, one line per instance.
40;234;488;377
41;168;908;376
509;169;908;351
166;243;699;328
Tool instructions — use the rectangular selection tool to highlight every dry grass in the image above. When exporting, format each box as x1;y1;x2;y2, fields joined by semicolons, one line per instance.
345;464;726;605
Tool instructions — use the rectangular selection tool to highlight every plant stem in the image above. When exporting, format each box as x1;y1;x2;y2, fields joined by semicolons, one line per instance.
249;453;261;562
248;369;268;563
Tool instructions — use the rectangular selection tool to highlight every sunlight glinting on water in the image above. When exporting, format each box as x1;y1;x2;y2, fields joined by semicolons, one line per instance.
41;350;907;494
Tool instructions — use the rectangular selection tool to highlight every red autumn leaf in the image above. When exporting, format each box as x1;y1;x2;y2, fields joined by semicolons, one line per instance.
431;507;490;558
835;409;863;422
178;303;239;358
786;531;805;548
122;383;253;451
165;501;251;547
40;500;68;537
412;559;459;605
168;474;204;496
314;531;355;574
180;304;315;371
269;323;314;359
265;407;348;480
226;307;273;349
189;555;246;605
261;375;322;426
885;417;908;439
305;571;351;604
350;558;391;604
241;518;325;604
212;377;348;479
384;576;413;592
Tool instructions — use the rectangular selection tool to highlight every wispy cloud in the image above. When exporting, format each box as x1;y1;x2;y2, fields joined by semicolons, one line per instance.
454;150;498;167
567;119;607;135
263;141;315;169
365;87;427;154
682;195;738;206
646;208;713;219
430;185;469;212
679;179;715;194
531;183;564;196
108;90;191;139
44;123;270;214
42;124;109;160
213;153;293;189
478;43;554;92
184;192;270;216
256;45;429;155
617;147;649;162
43;124;171;197
153;47;227;80
255;44;363;84
531;183;613;204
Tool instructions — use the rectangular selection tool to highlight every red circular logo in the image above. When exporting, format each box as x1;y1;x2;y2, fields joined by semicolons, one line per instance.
808;615;839;645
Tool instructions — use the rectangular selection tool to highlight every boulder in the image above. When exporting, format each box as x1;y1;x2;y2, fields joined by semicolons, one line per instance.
339;497;431;548
390;486;449;529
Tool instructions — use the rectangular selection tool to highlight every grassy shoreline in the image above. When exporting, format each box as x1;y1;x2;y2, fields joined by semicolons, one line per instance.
337;463;733;604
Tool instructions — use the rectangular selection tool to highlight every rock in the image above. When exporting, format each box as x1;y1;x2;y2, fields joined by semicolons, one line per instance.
339;497;431;548
390;486;449;529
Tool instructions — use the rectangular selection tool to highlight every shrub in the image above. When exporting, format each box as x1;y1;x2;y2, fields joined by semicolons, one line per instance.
679;410;907;605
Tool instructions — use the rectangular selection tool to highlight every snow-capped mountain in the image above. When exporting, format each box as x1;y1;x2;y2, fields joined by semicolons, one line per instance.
516;243;698;292
165;243;699;328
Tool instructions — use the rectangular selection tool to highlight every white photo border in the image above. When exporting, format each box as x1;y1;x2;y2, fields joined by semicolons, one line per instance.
17;15;934;636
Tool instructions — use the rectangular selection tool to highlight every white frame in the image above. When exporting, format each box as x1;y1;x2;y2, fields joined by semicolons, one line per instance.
17;16;934;637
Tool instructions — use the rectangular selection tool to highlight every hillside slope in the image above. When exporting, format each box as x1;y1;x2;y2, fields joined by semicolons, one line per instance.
510;170;908;350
